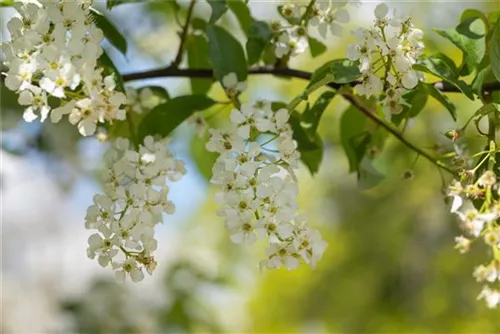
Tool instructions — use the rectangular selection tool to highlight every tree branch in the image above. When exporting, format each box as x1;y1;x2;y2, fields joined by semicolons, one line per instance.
172;0;197;68
341;92;458;176
121;65;496;177
122;66;500;93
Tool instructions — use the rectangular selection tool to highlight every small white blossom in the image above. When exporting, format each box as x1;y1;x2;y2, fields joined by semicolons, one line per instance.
2;0;126;136
222;72;246;96
208;101;326;270
85;136;186;282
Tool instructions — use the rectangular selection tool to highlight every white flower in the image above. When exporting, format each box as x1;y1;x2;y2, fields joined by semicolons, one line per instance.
222;72;246;95
477;286;500;309
2;0;125;135
455;209;497;237
85;136;186;281
374;3;389;19
261;243;301;270
274;29;308;58
208;101;325;270
18;86;50;122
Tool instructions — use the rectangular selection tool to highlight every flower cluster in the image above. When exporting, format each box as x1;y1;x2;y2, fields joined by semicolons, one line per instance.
447;170;500;309
206;100;327;270
125;87;166;114
346;3;424;118
1;0;127;136
85;136;186;282
270;1;351;59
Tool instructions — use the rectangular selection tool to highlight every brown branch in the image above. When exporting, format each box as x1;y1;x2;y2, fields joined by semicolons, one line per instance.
121;65;499;177
122;66;500;93
341;92;458;176
172;0;197;68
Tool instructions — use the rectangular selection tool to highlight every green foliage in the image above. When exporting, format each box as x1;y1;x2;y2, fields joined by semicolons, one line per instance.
392;82;429;125
97;51;125;92
301;91;336;139
490;17;500;82
106;0;146;10
137;95;216;142
414;54;474;100
187;35;213;94
207;0;227;24
206;25;248;81
90;8;128;56
433;15;486;73
289;111;324;175
227;0;253;33
190;133;219;179
357;157;385;190
246;21;273;65
425;83;457;120
340;105;368;173
308;59;361;89
308;36;327;58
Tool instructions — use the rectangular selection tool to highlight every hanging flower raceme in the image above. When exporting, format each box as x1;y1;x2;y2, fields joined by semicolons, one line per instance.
447;170;500;309
346;3;424;119
1;0;127;136
206;101;327;270
270;0;353;59
85;136;186;282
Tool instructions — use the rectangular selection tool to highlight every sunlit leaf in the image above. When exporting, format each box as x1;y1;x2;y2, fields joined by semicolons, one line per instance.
490;17;500;82
207;0;227;24
308;59;361;89
90;8;127;56
206;25;248;81
246;21;273;65
308;36;327;58
137;95;216;142
187;35;213;94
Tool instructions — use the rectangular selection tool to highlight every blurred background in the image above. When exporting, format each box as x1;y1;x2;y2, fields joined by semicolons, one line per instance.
2;1;500;333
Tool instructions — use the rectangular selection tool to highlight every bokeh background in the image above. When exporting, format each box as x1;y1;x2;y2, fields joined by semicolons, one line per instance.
2;1;500;333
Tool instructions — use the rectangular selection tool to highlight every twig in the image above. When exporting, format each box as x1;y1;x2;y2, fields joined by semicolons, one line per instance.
341;92;458;176
172;0;197;68
122;66;500;93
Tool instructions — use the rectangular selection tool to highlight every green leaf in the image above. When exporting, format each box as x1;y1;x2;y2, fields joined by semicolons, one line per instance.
490;17;500;82
414;54;474;100
190;133;219;180
472;103;500;119
289;111;321;151
308;36;327;58
434;22;486;72
246;21;273;65
109;86;170;143
392;83;429;125
287;111;323;174
0;0;13;6
142;86;170;100
460;9;489;30
308;59;361;89
227;0;253;33
300;134;324;175
187;35;213;94
90;8;127;56
208;0;228;24
301;91;336;139
206;25;248;81
425;83;457;121
357;157;385;190
106;0;145;10
97;51;125;92
137;95;216;142
191;17;207;31
340;105;368;172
